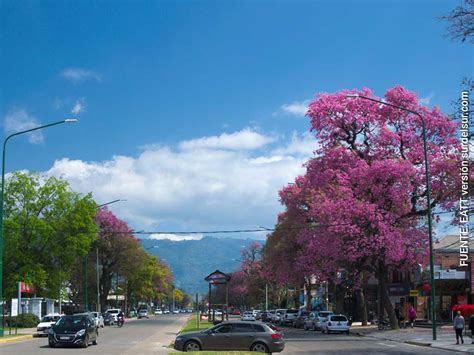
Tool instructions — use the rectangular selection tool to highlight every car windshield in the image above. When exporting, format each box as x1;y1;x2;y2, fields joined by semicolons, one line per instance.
41;316;58;322
56;316;86;327
319;312;333;317
331;316;347;322
287;310;298;314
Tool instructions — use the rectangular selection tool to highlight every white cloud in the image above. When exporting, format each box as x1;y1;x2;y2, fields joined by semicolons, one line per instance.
278;100;310;117
60;68;102;83
46;128;316;233
3;109;43;144
147;233;204;241
71;98;86;115
272;131;318;156
179;128;275;151
419;93;434;105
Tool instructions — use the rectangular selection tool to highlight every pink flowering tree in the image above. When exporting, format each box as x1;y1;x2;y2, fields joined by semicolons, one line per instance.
272;86;459;328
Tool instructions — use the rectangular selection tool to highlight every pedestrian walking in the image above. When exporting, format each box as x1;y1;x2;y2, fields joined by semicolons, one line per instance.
453;311;465;344
469;314;474;345
408;306;416;328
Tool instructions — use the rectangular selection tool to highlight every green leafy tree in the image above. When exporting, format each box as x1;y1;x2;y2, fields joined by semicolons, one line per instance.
3;172;97;298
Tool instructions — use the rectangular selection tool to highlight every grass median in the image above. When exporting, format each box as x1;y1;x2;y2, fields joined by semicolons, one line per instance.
180;314;213;333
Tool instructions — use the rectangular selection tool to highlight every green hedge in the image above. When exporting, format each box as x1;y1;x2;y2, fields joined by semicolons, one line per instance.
6;313;40;328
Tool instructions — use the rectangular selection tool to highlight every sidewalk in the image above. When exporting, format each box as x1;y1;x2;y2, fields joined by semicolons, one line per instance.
354;325;474;353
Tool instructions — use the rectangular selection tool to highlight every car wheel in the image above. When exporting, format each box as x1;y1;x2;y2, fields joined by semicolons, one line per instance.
92;338;98;345
251;342;270;353
346;330;350;335
327;329;331;334
184;340;201;352
312;323;316;331
303;324;308;331
48;341;55;348
82;335;89;348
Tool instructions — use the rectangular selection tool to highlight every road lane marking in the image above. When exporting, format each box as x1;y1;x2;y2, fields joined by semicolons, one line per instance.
378;342;396;347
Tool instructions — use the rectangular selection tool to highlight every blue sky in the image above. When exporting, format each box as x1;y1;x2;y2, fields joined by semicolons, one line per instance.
0;0;469;239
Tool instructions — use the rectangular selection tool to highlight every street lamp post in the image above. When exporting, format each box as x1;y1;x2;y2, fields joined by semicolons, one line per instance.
0;119;77;337
346;94;437;340
95;199;126;313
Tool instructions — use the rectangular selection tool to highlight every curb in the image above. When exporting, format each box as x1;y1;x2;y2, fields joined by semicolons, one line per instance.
0;334;33;344
405;340;431;347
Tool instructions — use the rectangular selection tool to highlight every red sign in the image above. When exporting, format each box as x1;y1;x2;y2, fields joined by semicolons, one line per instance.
20;282;36;294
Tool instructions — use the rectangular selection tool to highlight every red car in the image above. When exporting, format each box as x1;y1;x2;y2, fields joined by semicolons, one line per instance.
232;309;241;315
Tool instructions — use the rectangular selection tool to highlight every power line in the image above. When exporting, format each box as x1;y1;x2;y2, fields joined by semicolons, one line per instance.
2;210;464;236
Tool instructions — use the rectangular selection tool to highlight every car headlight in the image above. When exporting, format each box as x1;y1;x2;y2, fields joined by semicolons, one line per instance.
48;328;55;335
176;337;183;341
76;329;86;336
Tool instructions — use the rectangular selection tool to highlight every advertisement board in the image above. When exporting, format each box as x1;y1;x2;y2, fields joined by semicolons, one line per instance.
11;298;18;316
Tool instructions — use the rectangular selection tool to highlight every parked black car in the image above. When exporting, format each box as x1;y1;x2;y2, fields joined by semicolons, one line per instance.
48;314;98;348
102;312;114;326
260;311;271;322
174;321;285;353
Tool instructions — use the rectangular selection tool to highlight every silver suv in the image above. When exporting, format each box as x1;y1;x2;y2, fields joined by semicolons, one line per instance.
280;309;298;326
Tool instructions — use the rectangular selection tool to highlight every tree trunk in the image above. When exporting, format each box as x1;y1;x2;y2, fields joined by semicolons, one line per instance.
378;262;399;330
295;286;300;308
305;280;312;311
335;284;344;314
357;288;368;326
100;267;113;310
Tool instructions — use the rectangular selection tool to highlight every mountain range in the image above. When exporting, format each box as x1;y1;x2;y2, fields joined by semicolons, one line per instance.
140;236;264;295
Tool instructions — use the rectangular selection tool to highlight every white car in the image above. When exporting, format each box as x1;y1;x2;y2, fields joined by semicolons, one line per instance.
90;311;105;327
154;309;163;315
274;309;286;323
36;313;62;336
138;309;149;318
241;311;256;321
321;314;350;334
280;309;298;325
252;309;261;317
105;308;122;323
315;311;334;330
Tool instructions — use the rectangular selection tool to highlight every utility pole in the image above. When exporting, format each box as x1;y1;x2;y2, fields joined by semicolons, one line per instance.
325;281;329;310
96;248;100;312
265;284;268;310
172;288;175;312
84;256;88;311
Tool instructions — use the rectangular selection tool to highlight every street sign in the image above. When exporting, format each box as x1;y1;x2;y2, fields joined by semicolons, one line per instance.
409;290;419;297
19;282;36;294
11;298;18;316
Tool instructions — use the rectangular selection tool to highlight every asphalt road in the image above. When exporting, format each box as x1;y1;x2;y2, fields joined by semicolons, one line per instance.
280;326;458;354
1;315;461;354
0;314;189;355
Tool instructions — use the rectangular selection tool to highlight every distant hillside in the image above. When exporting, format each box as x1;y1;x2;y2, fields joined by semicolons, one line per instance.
140;236;264;295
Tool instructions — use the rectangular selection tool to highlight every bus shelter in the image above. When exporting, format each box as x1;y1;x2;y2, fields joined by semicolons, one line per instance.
204;270;231;324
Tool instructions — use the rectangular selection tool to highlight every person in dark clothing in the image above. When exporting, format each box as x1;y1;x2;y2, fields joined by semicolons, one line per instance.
394;306;401;328
453;311;465;344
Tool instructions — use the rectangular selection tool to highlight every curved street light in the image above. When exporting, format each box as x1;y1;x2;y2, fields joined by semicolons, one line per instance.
0;118;78;336
93;199;127;313
346;94;437;340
